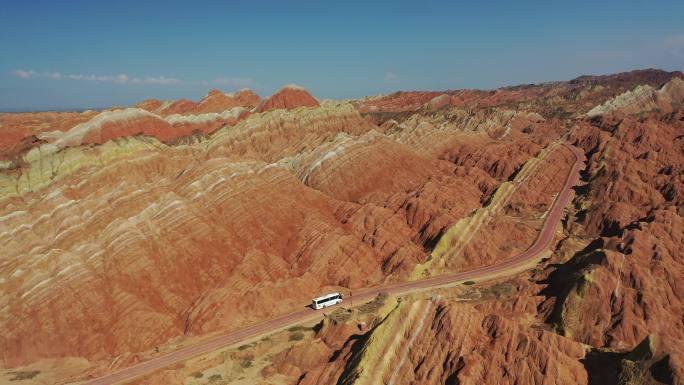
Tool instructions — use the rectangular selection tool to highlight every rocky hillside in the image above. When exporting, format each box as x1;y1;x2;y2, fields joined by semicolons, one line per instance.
262;71;684;385
1;69;683;385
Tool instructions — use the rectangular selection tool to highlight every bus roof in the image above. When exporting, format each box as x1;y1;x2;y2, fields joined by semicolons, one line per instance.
312;292;341;302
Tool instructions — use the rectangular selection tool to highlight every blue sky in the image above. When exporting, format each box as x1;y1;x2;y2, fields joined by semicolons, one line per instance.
1;0;683;111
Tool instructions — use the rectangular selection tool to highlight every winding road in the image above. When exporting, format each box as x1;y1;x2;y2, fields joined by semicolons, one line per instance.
82;144;584;385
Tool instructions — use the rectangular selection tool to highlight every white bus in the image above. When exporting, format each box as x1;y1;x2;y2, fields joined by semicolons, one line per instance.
311;292;343;310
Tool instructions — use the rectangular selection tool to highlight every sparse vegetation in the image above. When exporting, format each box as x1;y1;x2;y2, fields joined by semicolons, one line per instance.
289;331;305;341
458;282;515;301
463;280;476;285
219;349;231;360
329;307;353;322
9;371;40;381
478;282;514;299
237;343;251;350
287;325;310;332
359;293;388;314
190;371;204;379
240;359;253;369
618;359;654;385
208;373;223;382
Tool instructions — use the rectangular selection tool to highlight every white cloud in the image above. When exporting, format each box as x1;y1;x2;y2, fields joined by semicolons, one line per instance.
12;70;183;85
213;77;255;88
12;69;254;89
13;69;36;79
384;72;399;83
131;76;180;85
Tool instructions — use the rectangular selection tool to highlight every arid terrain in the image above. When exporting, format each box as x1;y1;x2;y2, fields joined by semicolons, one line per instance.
1;69;683;385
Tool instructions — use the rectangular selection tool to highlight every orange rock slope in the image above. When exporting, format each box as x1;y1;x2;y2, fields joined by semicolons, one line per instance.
0;87;263;163
255;84;320;112
298;297;587;385
136;88;261;116
265;72;683;385
0;85;514;371
539;93;684;381
1;70;683;385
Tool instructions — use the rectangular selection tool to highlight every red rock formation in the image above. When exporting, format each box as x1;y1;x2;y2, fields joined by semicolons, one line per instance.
355;91;443;113
268;340;332;379
440;136;544;181
587;77;684;117
196;89;241;113
426;142;577;274
2;68;683;385
135;89;261;117
160;99;198;115
570;68;683;89
233;88;262;108
80;109;175;144
5;107;253;159
354;89;547;114
0;158;385;367
537;106;684;383
255;84;319;112
355;69;683;116
0;101;427;368
298;298;587;385
292;130;495;276
134;99;165;112
195;89;262;113
423;93;453;110
0;111;97;160
34;108;228;149
207;102;376;162
165;108;250;137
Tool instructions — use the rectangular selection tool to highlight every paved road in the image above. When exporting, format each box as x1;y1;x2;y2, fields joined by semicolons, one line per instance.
82;144;584;385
